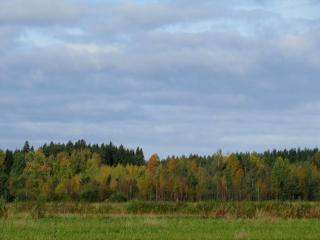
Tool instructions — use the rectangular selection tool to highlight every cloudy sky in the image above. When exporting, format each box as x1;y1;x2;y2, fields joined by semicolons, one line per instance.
1;0;320;157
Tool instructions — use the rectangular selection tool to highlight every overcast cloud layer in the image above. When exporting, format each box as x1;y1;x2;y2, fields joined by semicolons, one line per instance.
1;0;320;157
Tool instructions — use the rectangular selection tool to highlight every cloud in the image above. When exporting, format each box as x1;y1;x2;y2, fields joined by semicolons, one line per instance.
0;0;320;157
0;0;87;26
273;31;320;68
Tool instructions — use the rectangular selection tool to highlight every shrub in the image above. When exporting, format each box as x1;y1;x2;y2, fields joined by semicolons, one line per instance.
0;198;8;219
108;192;127;202
31;200;46;219
97;204;113;214
127;201;181;214
80;187;99;202
15;190;37;202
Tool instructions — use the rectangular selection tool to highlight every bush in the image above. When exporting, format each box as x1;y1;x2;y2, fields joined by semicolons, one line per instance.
108;192;127;202
0;198;8;219
31;200;46;219
127;201;183;214
15;190;37;202
80;187;98;202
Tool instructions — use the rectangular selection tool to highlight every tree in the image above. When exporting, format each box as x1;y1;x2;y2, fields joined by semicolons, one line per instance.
226;154;244;200
0;172;10;201
271;157;290;199
3;150;13;175
0;150;14;201
1;140;320;202
135;147;145;165
248;153;270;200
94;166;112;201
137;167;152;200
0;150;5;168
11;152;26;176
195;166;207;201
147;154;160;172
166;159;178;200
23;141;30;154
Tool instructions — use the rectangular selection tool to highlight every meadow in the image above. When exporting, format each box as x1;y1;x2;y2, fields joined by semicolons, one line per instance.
6;201;320;218
1;201;320;239
1;215;320;240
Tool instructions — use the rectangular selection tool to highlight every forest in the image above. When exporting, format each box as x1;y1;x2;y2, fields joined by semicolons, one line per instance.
1;140;320;202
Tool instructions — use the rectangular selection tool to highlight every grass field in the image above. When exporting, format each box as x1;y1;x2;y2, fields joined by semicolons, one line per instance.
1;215;320;240
2;202;320;239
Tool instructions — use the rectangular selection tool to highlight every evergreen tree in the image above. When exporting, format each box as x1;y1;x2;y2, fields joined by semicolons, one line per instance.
23;141;30;154
3;150;13;175
11;151;26;176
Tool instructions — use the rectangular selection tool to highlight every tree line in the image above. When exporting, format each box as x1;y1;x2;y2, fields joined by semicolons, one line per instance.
1;140;320;202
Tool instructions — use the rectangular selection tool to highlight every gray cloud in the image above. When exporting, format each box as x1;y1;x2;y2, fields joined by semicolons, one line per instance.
0;0;87;26
0;0;320;157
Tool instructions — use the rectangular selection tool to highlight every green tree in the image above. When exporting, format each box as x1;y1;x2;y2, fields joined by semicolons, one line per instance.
0;150;5;168
271;157;290;199
3;150;13;175
23;141;30;154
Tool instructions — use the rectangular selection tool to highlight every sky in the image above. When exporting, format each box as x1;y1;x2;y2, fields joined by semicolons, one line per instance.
1;0;320;158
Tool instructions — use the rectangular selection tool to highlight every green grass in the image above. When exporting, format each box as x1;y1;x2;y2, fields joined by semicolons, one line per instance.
2;201;320;239
1;216;320;240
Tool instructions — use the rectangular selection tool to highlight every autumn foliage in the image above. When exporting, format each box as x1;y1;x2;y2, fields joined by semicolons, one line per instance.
1;141;320;202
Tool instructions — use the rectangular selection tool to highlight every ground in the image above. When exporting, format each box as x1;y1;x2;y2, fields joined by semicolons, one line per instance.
1;216;320;240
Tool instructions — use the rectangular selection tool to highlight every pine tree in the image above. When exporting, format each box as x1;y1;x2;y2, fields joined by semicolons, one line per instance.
23;141;30;154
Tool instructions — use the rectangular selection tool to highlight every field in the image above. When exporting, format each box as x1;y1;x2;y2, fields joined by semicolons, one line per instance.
1;216;320;240
1;201;320;239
